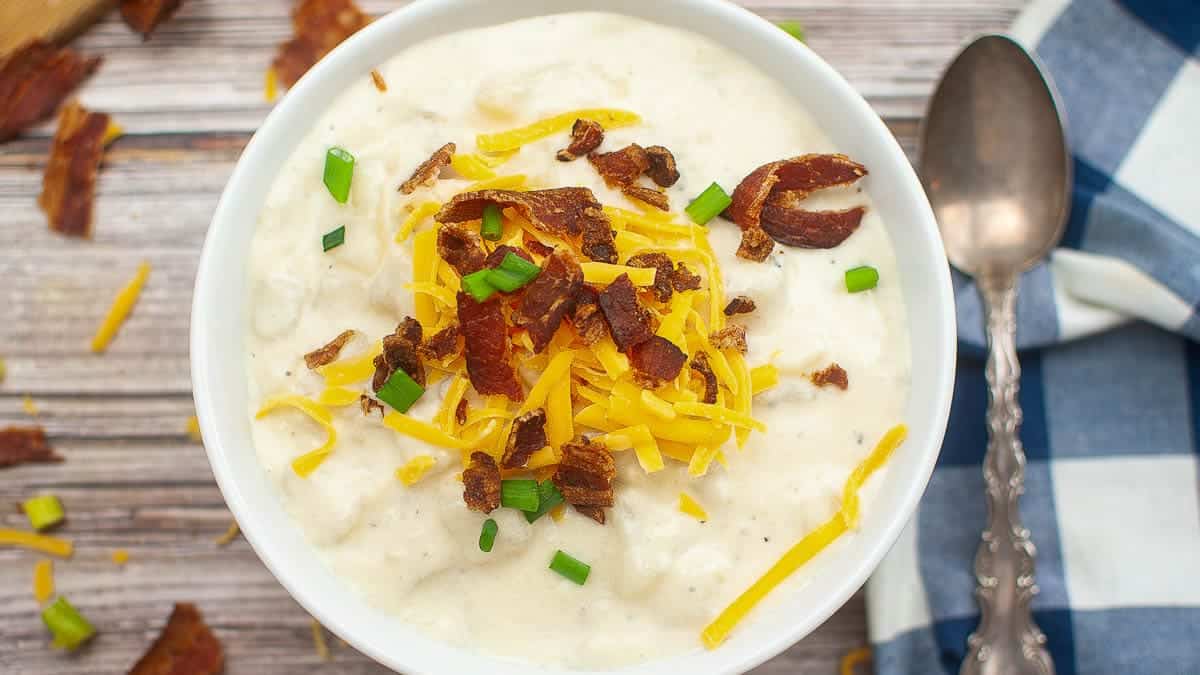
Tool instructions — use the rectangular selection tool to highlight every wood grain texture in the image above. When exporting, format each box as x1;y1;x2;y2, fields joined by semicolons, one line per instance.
0;1;1023;673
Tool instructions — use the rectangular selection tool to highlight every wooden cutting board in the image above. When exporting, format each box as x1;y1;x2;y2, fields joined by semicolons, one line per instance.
0;0;117;58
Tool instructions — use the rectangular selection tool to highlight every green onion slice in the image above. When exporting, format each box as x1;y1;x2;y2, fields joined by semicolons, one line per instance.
322;226;346;252
500;479;540;512
685;183;733;225
484;268;527;293
776;20;805;42
323;147;355;204
479;518;498;552
844;265;880;293
462;269;498;302
497;252;540;280
549;550;591;585
376;369;425;413
23;495;65;531
524;480;564;524
481;204;503;241
42;597;95;651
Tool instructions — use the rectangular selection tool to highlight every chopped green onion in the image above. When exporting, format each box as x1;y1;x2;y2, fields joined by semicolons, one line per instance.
776;20;805;42
524;480;564;523
462;269;498;302
549;550;591;585
500;479;540;512
685;182;733;225
481;204;503;241
484;268;528;293
844;265;880;293
22;495;65;531
497;252;541;280
323;147;355;203
376;369;424;413
322;226;346;252
42;597;95;651
479;518;498;552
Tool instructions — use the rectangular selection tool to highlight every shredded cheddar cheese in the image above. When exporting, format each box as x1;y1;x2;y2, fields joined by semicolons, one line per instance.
101;120;123;146
678;493;709;521
841;646;873;675
581;262;657;287
465;173;527;192
22;395;39;416
546;377;573;449
450;152;496;180
639;389;676;420
412;230;440;329
214;520;240;546
526;446;559;470
255;395;338;477
476;108;641;153
0;529;73;557
90;261;150;353
674;401;765;432
384;411;474;449
688;445;720;477
727;352;755;448
111;549;130;565
264;68;278;102
601;424;664;473
186;415;202;442
317;387;361;407
310;618;331;662
437;375;470;433
396;201;441;243
396;455;437;486
318;341;383;385
591;338;630;379
407;282;457;308
520;350;574;414
840;425;908;529
750;364;780;395
33;559;54;603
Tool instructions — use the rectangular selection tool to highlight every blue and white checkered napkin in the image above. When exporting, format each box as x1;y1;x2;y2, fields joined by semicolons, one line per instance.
866;1;1200;674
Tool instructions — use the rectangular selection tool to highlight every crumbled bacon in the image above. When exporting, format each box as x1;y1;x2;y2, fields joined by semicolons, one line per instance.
304;329;356;369
671;262;702;292
0;426;61;469
724;296;756;316
522;235;555;258
400;142;455;194
359;396;385;417
483;244;533;270
437;224;488;275
644;145;680;187
553;439;615;513
39;101;110;238
689;353;719;404
0;40;101;144
580;214;618;264
501;409;548;469
370;68;387;92
556;118;604;162
436;188;606;238
420;323;461;361
570;285;609;345
272;0;371;88
760;199;866;249
120;0;185;38
629;336;687;387
463;452;501;513
726;154;869;261
573;505;607;524
598;274;654;352
626;252;675;303
457;292;524;400
373;318;425;391
588;144;650;188
455;399;469;426
811;363;849;390
622;185;669;212
128;603;223;675
710;324;747;354
513;249;583;352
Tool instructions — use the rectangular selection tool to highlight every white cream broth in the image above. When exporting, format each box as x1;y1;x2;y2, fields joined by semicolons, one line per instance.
245;12;910;669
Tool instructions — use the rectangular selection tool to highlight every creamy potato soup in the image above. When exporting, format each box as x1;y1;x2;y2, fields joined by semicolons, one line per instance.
246;12;910;669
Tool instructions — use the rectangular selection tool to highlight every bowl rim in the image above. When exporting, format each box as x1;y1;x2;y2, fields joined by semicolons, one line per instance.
192;1;957;673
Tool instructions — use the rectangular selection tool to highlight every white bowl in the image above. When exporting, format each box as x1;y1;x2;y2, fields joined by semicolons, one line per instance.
192;1;956;673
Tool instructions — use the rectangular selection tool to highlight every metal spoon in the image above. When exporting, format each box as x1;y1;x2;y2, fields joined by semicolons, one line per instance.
920;34;1070;675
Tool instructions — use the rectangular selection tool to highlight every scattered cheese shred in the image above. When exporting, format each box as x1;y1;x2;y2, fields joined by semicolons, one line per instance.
101;120;123;146
396;455;437;486
581;262;657;287
264;67;278;102
186;415;202;442
526;446;559;470
573;403;615;432
396;201;441;243
550;504;566;522
614;229;654;259
436;261;462;293
678;493;709;521
465;173;527;192
688;445;720;477
841;646;873;675
659;439;696;463
214;520;240;546
476;108;641;153
450;153;497;180
640;389;676;420
0;529;73;557
437;375;470;433
591;338;630;379
310;618;331;662
255;395;337;477
600;424;664;473
700;425;908;649
0;357;6;382
111;549;130;565
318;341;383;386
317;387;361;407
656;292;693;348
407;282;456;308
750;364;780;395
727;352;755;447
412;229;440;329
607;402;730;445
546;377;573;449
90;261;151;353
603;206;697;238
675;401;766;433
384;411;472;449
520;350;574;414
22;395;39;416
33;559;54;603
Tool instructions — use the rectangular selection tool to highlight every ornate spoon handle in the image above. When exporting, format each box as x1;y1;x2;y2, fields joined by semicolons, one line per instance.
960;277;1055;675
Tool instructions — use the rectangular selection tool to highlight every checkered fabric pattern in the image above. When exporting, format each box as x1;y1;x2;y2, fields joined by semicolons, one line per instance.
866;2;1200;674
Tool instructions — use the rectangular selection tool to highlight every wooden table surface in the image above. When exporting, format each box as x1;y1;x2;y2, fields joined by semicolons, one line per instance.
0;1;1022;672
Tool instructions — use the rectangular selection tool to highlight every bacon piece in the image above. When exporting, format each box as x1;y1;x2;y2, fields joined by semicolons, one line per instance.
483;245;534;270
760;200;866;249
501;409;548;469
553;439;615;510
370;68;387;92
644;145;680;187
359;396;385;418
570;285;609;345
811;363;849;390
455;399;469;426
304;329;356;369
723;296;756;316
437;224;488;276
726;154;868;261
588;144;650;188
710;324;747;354
372;318;425;391
128;603;223;675
580;214;618;264
556;118;604;162
272;0;371;88
400;142;455;194
522;235;555;258
120;0;185;38
629;336;687;387
513;249;584;352
0;41;101;144
457;292;524;400
437;188;606;238
671;262;702;292
622;185;669;212
626;252;675;303
38;101;110;238
0;427;61;469
463;452;501;513
598;274;654;352
419;323;461;361
573;505;607;524
689;353;719;404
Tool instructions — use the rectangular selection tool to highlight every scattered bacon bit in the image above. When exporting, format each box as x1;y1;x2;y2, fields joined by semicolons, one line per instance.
622;185;669;211
501;409;548;469
304;329;357;369
369;68;387;92
400;142;455;194
272;0;371;88
39;101;110;238
483;244;534;270
724;296;756;316
689;353;719;404
573;505;607;524
120;0;185;38
463;452;501;513
455;399;469;426
570;285;609;345
437;224;488;276
761;199;866;249
580;213;618;264
598;274;655;352
588;144;650;188
0;41;101;144
811;363;849;390
359;395;385;417
522;235;555;258
726;154;869;261
671;261;702;292
556;118;604;162
457;292;524;400
372;318;425;391
437;188;606;238
710;324;748;354
514;249;584;352
419;323;461;361
627;252;676;303
629;336;687;387
128;603;223;675
0;427;61;469
553;439;615;513
644;145;680;187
